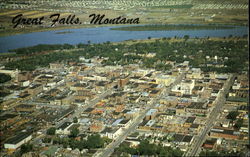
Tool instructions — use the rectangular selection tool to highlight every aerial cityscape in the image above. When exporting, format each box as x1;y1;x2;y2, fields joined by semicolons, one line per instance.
0;0;249;157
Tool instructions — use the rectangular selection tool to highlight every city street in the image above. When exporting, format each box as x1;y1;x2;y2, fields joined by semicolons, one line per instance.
184;74;236;157
94;72;185;157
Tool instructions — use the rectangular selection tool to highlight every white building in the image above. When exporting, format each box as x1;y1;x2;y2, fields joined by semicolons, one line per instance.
172;80;195;95
4;132;32;150
100;127;123;139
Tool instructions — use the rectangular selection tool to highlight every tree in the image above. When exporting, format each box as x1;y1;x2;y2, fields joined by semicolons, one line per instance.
86;134;104;148
20;144;33;155
138;140;156;155
0;73;11;83
183;35;190;41
42;137;52;143
102;137;112;144
199;150;244;156
115;140;183;156
70;128;79;138
46;127;56;135
226;111;239;121
73;117;78;123
234;119;243;129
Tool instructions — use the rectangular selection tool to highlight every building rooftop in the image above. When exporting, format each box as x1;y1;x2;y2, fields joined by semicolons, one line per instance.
211;128;239;136
168;116;186;125
145;120;155;127
112;118;123;126
101;127;119;134
187;102;207;109
58;122;72;130
146;109;158;116
84;107;94;113
185;117;196;124
119;119;130;125
183;135;193;143
173;134;193;143
16;104;35;108
5;131;32;144
29;84;41;89
0;114;18;121
203;138;217;145
190;124;200;128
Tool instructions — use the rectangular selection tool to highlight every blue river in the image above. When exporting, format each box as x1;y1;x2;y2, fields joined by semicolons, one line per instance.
0;25;248;53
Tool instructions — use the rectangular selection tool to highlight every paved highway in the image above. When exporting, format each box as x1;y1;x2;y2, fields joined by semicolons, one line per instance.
184;74;235;157
94;72;186;157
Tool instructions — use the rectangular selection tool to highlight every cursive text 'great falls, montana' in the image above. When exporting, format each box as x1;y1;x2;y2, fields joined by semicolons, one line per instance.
89;14;140;25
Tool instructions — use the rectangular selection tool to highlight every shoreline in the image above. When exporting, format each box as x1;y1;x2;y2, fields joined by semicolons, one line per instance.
0;36;247;55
